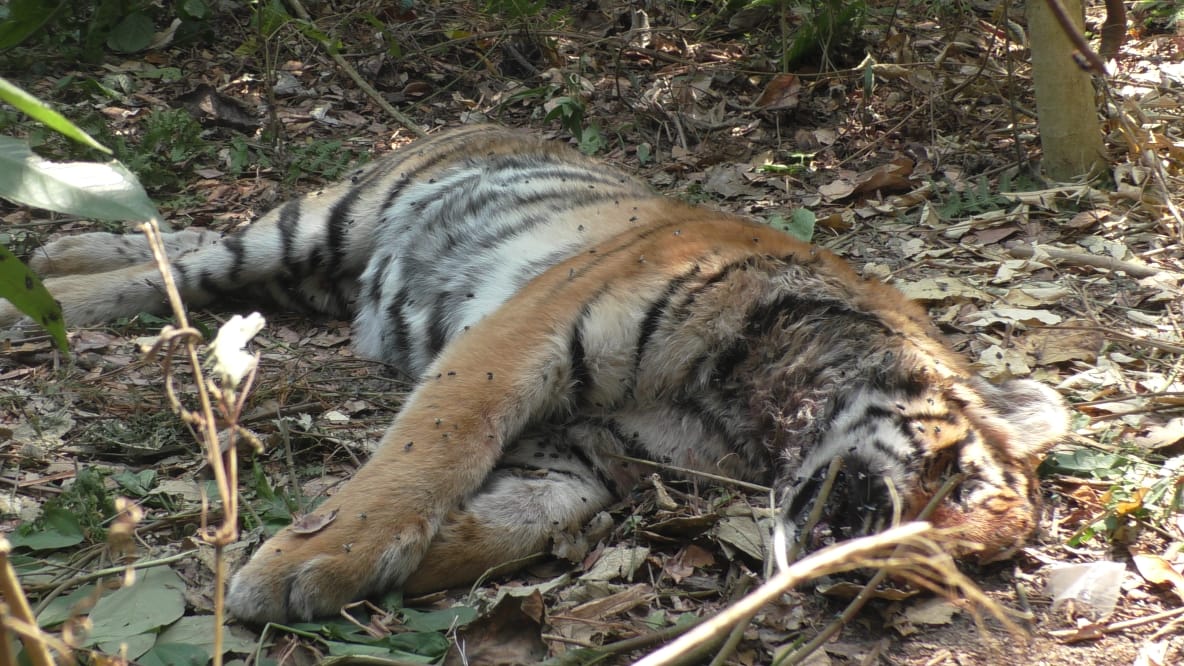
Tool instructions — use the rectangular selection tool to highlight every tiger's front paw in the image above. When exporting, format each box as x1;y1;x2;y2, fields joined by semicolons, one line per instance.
225;508;434;624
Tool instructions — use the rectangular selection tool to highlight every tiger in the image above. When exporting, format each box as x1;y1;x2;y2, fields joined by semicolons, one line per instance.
0;125;1069;624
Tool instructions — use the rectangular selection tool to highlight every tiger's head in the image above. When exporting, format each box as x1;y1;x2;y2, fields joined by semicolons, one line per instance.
782;374;1068;561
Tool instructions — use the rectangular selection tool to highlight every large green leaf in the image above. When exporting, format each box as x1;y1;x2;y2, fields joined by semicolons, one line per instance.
0;0;63;50
106;12;154;53
0;77;108;153
7;506;83;551
0;136;158;221
155;615;257;657
86;567;187;657
0;243;66;350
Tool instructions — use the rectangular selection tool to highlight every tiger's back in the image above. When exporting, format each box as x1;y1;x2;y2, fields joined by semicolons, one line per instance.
15;127;661;375
4;125;1068;624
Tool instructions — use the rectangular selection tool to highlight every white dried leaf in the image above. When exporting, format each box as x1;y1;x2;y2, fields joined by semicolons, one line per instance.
1047;561;1125;618
896;277;990;302
582;546;650;582
715;515;764;561
207;312;265;388
965;308;1062;327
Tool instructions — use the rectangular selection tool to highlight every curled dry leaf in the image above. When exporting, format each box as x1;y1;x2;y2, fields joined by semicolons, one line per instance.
1133;417;1184;449
1131;551;1184;602
290;508;338;534
895;277;991;303
444;592;547;666
754;73;801;110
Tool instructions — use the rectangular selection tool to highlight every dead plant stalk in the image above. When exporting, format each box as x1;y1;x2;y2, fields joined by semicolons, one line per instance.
141;219;252;666
634;522;935;666
0;538;57;666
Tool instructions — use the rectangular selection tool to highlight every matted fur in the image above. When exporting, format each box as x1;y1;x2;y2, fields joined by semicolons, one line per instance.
1;126;1068;624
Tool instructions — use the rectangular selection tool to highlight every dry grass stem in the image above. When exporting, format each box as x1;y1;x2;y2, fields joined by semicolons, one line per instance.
139;219;253;666
1049;606;1184;642
0;538;57;666
634;522;935;666
603;452;772;493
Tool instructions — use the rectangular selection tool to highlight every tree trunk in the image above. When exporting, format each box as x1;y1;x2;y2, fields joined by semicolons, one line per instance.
1027;0;1105;180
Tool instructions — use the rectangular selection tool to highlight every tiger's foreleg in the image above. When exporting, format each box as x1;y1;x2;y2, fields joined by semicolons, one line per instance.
225;313;590;623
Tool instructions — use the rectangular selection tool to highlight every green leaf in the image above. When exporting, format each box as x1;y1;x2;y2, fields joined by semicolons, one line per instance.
138;643;209;666
113;469;157;497
36;584;96;629
179;0;209;20
0;136;159;222
769;208;816;242
156;615;258;657
0;77;109;153
106;12;155;53
86;567;186;649
0;0;62;50
257;0;291;37
1040;449;1124;478
0;243;67;350
8;506;83;551
384;631;451;656
399;606;478;632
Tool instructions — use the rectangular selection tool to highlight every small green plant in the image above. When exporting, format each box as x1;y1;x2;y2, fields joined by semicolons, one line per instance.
282;139;363;184
115;108;212;190
1042;446;1184;547
1134;0;1184;30
11;468;115;548
733;0;868;69
485;0;547;19
936;170;1042;219
937;175;1011;218
0;0;210;61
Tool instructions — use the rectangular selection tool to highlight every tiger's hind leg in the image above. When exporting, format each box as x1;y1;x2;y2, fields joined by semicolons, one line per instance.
404;427;618;593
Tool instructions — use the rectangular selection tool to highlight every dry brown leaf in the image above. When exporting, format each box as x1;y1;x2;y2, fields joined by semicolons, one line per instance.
444;593;547;666
754;73;801;110
1131;551;1184;602
1134;417;1184;449
975;344;1032;378
818;177;856;200
289;508;338;534
815;212;852;231
895;277;991;303
582;545;650;581
677;544;716;569
816;580;916;601
1018;326;1103;365
852;160;914;195
714;515;764;561
903;597;960;625
964;308;1063;327
1115;487;1148;516
641;514;718;540
565;584;651;620
1066;209;1111;230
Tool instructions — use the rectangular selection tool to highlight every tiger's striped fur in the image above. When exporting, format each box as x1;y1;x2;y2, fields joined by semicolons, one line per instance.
2;126;1068;624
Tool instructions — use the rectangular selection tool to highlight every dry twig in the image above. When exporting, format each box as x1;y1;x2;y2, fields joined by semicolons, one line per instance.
0;537;57;666
283;0;427;139
634;522;936;666
139;219;258;666
1006;243;1162;278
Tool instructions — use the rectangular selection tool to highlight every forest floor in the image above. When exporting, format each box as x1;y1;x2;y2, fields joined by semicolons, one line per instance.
2;1;1184;664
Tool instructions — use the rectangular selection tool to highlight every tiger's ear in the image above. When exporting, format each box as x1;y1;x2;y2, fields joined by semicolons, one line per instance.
967;377;1069;458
